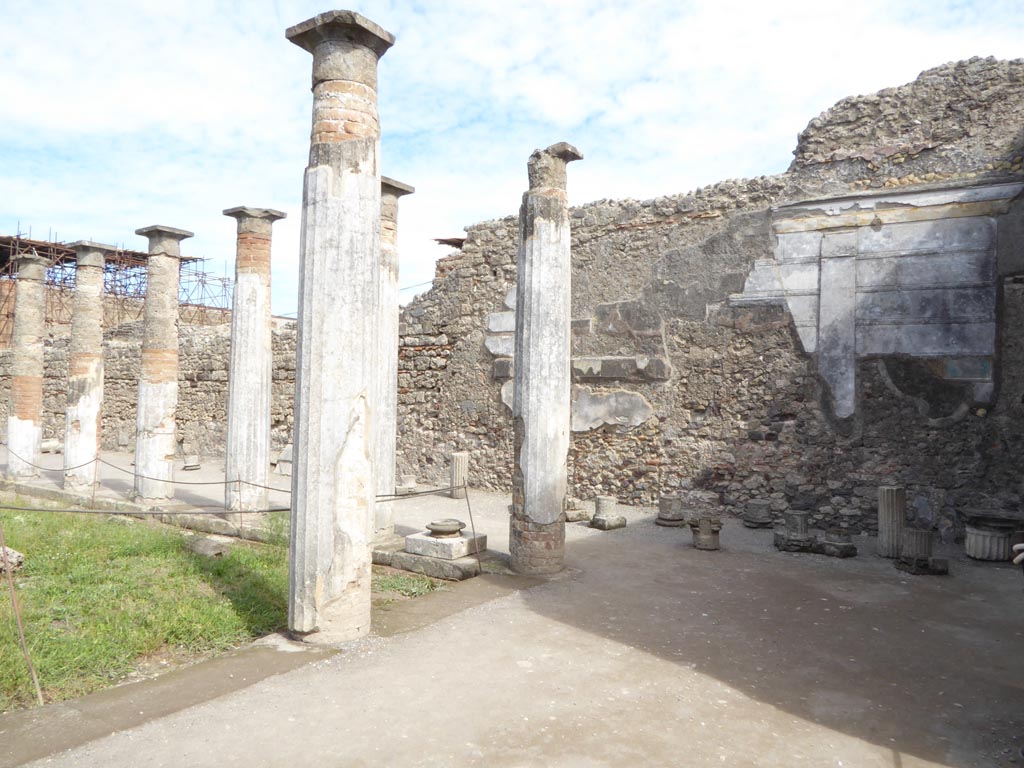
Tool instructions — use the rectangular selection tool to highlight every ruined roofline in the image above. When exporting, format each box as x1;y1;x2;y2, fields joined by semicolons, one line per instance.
0;234;200;271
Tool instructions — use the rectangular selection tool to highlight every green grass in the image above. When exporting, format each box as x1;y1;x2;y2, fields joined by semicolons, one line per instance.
0;509;288;712
371;570;443;598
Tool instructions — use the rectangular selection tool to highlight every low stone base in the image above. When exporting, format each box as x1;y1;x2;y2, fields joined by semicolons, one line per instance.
389;550;481;581
774;530;814;553
895;556;948;576
773;530;858;558
565;507;592;523
655;517;687;527
591;515;627;531
405;531;487;560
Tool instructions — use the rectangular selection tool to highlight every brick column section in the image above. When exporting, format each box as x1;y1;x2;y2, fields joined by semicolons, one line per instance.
64;241;114;491
133;225;193;501
509;142;583;575
286;10;394;642
374;176;414;536
6;252;48;479
223;207;286;516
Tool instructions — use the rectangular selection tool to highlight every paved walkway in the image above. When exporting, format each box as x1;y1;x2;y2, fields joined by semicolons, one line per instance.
1;453;1023;767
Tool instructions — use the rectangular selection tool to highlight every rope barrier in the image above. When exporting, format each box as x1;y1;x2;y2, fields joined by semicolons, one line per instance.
1;523;44;706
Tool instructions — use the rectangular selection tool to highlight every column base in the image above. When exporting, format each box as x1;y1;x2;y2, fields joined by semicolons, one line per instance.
509;514;565;575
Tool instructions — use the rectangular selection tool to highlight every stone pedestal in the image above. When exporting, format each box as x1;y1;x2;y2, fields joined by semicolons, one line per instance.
7;253;48;479
64;242;114;491
690;517;722;550
374;177;414;535
775;510;815;553
742;499;774;528
286;10;394;642
224;207;285;517
964;524;1012;561
133;226;193;501
449;451;468;499
657;495;687;527
404;530;486;560
509;143;582;575
877;485;906;558
896;529;935;574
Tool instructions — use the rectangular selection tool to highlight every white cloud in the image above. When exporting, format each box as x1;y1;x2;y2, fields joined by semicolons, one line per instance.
1;0;1022;313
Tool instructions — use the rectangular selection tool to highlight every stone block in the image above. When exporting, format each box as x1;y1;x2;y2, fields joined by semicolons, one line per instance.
590;515;626;531
404;531;486;560
487;311;516;333
742;499;774;528
389;550;481;581
485;334;514;357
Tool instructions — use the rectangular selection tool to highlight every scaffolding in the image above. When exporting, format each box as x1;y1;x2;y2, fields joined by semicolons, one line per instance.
0;233;234;346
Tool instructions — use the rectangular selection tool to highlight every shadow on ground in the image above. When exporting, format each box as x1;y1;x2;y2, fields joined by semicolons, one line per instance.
521;519;1024;767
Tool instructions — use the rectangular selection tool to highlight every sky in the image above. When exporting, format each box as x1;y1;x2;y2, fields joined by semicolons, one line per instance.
2;0;1023;316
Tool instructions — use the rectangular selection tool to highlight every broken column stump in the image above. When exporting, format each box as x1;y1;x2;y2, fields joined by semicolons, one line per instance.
896;528;946;575
591;495;626;531
742;499;774;529
449;451;468;499
774;510;814;552
877;485;906;558
656;494;687;527
689;516;722;550
509;142;583;574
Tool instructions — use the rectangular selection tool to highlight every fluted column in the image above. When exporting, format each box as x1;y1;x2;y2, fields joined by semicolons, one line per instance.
133;225;193;501
286;10;394;641
64;242;114;491
374;176;414;535
7;253;48;479
877;485;906;558
224;207;285;515
509;142;583;575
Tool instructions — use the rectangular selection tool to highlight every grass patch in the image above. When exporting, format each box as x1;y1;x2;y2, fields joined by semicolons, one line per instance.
372;569;443;599
0;509;287;712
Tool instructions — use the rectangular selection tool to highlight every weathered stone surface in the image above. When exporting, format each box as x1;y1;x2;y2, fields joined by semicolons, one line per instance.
590;515;626;531
877;486;906;558
375;177;414;536
287;10;392;642
509;142;582;575
64;242;112;491
964;524;1011;560
0;545;25;572
404;530;486;560
224;208;284;514
186;536;233;558
134;225;193;501
8;253;48;480
389;550;481;581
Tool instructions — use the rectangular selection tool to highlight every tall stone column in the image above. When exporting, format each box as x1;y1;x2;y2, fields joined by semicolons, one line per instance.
223;207;286;515
64;241;113;491
374;176;414;535
133;225;193;501
6;252;49;479
286;10;393;641
509;142;583;575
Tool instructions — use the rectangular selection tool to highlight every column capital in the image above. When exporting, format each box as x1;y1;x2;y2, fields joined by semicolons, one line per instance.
70;240;118;269
381;177;415;198
223;206;287;223
135;225;193;258
13;252;50;272
286;10;395;58
527;142;584;191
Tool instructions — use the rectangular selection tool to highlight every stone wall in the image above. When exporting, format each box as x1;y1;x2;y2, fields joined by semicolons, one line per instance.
0;314;297;459
394;57;1024;539
1;57;1022;542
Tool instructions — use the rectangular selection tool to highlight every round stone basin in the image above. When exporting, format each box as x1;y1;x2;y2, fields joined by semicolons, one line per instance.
426;518;466;538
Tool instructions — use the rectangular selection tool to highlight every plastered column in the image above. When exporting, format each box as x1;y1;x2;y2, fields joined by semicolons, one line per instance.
374;176;414;535
509;142;583;575
7;253;48;479
64;242;113;491
223;207;285;515
133;225;193;501
286;10;393;641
